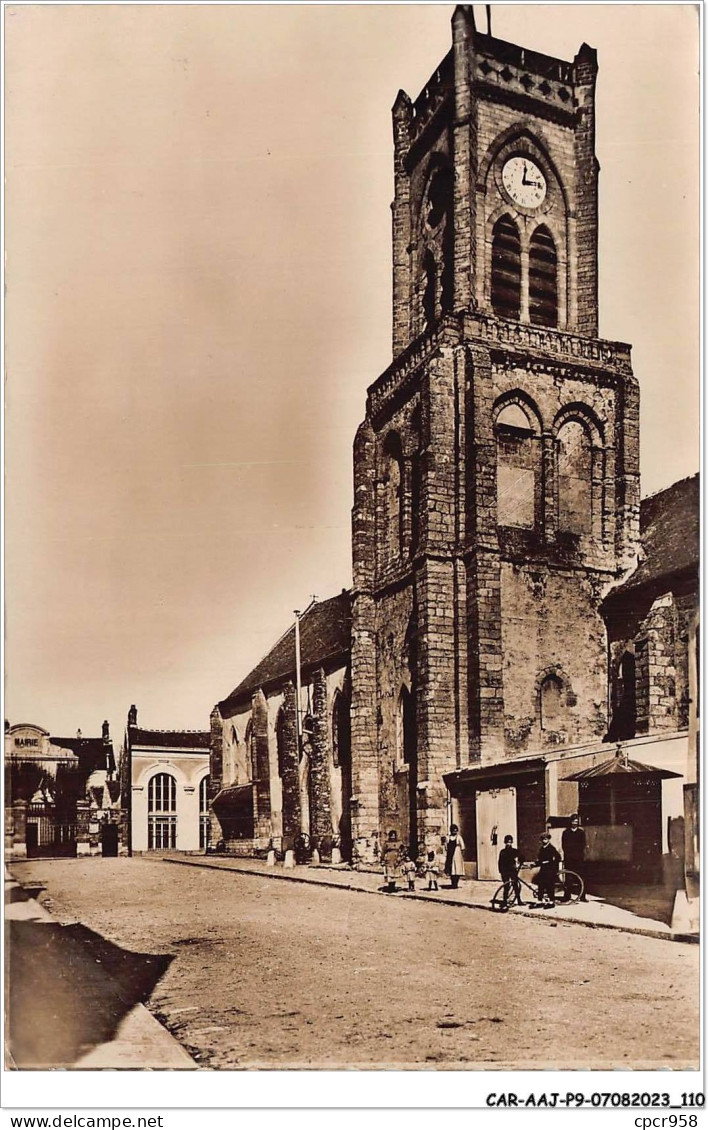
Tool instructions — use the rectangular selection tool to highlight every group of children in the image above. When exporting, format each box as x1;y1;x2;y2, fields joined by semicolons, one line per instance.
380;831;441;893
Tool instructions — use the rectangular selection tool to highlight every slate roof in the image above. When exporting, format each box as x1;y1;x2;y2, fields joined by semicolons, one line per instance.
606;473;699;601
128;727;210;750
219;590;352;713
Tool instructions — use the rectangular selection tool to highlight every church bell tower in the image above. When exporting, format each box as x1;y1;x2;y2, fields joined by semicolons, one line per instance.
349;6;640;861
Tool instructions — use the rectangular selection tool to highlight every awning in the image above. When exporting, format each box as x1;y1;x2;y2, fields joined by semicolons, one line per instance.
212;783;254;814
444;757;546;793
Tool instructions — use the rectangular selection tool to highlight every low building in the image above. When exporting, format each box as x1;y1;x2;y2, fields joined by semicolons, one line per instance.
5;720;121;858
122;706;210;853
209;592;353;860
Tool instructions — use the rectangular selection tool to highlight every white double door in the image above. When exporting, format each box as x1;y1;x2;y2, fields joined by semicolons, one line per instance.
475;786;517;880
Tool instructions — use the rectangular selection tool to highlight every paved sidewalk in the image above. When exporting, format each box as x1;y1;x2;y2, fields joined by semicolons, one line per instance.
5;871;196;1069
161;855;698;944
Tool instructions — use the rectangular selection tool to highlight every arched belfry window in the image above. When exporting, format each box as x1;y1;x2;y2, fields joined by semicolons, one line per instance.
529;225;558;327
491;216;521;320
381;432;403;564
495;401;538;529
424;166;454;317
557;420;592;535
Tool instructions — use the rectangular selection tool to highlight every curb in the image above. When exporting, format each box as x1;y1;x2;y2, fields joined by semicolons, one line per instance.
160;857;698;945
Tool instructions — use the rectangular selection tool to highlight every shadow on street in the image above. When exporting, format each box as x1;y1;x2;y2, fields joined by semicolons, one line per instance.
6;912;173;1068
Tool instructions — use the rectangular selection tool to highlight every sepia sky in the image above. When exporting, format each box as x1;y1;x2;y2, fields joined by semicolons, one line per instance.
5;3;699;742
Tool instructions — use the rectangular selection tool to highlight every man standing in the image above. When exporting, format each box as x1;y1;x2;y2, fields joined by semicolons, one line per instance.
561;813;588;901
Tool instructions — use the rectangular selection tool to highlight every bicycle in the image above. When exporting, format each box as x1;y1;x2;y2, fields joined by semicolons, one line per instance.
491;862;584;911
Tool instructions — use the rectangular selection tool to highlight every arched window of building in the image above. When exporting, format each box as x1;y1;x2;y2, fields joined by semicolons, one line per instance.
331;691;350;770
381;432;404;564
529;225;558;327
199;775;210;850
244;718;256;779
495;401;538;529
539;674;564;731
275;709;287;779
396;686;416;767
148;772;177;850
491;216;521;320
557;420;593;535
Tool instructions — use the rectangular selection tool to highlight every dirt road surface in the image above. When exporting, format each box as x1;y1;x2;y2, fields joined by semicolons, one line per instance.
10;857;699;1070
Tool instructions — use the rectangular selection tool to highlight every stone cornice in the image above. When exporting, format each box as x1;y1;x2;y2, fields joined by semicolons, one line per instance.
368;312;634;424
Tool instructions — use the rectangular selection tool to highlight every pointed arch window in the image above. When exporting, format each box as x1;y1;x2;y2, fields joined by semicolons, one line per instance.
332;692;350;771
381;432;404;565
529;225;558;327
557;420;592;535
491;216;521;320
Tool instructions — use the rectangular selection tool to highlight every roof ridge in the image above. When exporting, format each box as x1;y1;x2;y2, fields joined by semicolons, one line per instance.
130;726;210;735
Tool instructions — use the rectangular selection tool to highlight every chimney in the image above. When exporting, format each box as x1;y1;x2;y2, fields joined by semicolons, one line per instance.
128;705;137;727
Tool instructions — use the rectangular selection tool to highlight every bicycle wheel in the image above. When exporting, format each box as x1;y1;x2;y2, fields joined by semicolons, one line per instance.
554;869;584;903
491;884;510;911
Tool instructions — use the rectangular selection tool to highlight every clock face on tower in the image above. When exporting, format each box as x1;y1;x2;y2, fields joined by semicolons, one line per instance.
502;157;547;209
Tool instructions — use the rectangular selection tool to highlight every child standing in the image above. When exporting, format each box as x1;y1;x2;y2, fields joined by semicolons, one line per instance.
497;834;523;908
400;854;417;892
424;850;440;891
536;831;561;906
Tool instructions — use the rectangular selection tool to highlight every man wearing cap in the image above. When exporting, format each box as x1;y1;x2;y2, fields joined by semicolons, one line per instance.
561;813;588;901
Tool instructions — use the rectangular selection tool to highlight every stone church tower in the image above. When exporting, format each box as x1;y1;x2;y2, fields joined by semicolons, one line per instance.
349;6;640;860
